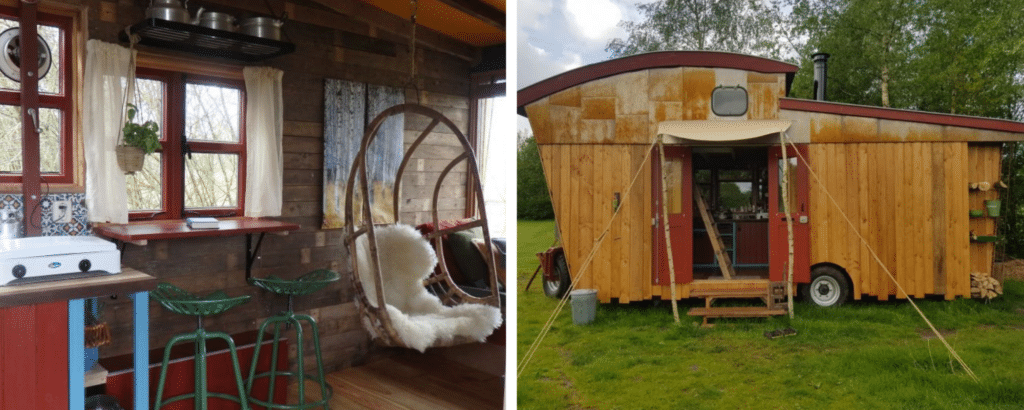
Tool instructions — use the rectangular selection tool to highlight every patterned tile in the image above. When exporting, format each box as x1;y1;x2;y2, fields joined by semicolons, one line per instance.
1;193;90;237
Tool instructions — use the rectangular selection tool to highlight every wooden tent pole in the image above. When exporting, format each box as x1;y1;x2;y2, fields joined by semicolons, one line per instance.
658;140;681;323
781;135;795;319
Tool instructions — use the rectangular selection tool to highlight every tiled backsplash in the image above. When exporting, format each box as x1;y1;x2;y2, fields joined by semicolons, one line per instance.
0;193;91;237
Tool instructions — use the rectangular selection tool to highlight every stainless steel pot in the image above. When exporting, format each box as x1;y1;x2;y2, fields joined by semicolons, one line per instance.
146;0;190;23
239;17;283;40
193;9;235;32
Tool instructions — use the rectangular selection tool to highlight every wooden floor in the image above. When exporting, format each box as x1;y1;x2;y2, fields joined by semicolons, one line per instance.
288;340;505;409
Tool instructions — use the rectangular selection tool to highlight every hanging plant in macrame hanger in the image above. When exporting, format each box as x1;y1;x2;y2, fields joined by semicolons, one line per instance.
115;32;159;175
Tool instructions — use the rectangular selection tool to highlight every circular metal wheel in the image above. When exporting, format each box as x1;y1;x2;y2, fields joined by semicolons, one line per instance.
543;252;571;299
803;266;850;307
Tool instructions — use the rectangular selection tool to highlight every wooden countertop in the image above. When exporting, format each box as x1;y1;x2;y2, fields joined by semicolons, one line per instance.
93;217;300;245
0;267;157;308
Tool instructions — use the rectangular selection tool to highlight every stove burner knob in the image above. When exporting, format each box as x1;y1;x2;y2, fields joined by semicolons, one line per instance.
12;264;25;279
79;259;91;272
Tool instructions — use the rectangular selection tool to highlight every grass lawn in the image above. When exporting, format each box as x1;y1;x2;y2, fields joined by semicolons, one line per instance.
517;220;1024;410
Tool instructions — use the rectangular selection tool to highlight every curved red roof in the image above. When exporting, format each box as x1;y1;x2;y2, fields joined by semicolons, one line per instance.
517;51;800;114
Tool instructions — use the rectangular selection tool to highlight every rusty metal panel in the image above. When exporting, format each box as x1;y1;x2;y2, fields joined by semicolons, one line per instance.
549;86;582;107
842;116;878;141
549;105;582;143
582;97;616;120
878;119;943;142
648;67;684;101
681;68;714;119
580;75;617;98
615;71;650;116
615;115;650;144
581;119;615;143
747;72;781;84
746;82;779;120
810;113;844;143
524;99;553;144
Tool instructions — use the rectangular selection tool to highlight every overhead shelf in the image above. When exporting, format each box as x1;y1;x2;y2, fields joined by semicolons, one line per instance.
119;18;295;62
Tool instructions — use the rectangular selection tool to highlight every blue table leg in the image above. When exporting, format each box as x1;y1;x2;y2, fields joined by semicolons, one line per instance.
68;298;85;410
130;292;149;410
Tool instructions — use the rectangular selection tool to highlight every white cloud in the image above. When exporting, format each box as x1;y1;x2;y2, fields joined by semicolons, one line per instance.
518;0;554;31
565;0;623;41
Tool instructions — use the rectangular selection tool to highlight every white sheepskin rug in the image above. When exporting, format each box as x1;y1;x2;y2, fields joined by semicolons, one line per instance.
354;224;503;352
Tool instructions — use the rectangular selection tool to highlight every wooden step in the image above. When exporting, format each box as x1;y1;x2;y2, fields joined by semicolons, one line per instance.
687;306;787;318
689;287;768;298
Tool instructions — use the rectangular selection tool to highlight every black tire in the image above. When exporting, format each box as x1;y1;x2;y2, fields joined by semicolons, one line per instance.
543;252;571;298
801;265;851;307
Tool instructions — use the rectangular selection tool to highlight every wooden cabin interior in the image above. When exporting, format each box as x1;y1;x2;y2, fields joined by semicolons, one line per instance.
0;0;506;408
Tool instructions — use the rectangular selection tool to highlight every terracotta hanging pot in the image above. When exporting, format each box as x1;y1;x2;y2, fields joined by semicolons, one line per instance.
116;145;145;174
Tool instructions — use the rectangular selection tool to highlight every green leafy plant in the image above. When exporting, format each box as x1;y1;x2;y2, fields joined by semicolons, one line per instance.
121;103;160;154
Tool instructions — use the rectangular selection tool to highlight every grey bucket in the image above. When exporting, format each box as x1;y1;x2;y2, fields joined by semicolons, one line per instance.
570;289;598;325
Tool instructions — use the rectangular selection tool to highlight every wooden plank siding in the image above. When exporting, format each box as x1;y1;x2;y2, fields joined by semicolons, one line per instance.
807;142;973;299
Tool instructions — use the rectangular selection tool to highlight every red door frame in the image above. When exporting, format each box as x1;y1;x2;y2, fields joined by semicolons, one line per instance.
768;145;811;284
652;146;693;286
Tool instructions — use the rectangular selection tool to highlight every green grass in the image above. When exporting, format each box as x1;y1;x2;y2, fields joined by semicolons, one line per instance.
517;220;1024;410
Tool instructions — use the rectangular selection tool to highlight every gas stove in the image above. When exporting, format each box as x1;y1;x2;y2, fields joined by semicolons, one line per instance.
0;236;120;286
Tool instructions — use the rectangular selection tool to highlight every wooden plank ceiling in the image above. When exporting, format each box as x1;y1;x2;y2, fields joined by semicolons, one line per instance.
315;0;505;47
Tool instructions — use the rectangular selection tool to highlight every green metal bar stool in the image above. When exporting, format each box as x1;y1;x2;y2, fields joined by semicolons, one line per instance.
151;283;252;410
246;269;339;409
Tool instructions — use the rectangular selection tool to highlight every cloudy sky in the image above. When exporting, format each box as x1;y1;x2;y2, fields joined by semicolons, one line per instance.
517;0;656;133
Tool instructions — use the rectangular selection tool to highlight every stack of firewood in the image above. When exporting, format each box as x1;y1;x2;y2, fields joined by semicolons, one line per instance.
971;272;1003;300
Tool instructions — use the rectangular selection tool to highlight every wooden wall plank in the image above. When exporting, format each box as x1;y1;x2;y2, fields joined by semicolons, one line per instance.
952;143;967;297
943;144;957;298
913;143;928;297
895;144;907;297
642;145;654;300
846;143;862;296
932;144;945;295
569;145;582;289
631;145;646;302
579;146;594;291
609;148;622;301
593;145;608;301
858;143;872;297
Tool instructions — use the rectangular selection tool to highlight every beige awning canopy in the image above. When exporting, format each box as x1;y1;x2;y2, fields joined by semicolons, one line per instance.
658;120;793;143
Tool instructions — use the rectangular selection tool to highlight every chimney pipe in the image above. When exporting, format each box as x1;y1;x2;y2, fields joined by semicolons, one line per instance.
812;52;830;101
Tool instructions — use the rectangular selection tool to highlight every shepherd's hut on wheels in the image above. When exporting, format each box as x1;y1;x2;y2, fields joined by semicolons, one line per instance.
518;51;1024;323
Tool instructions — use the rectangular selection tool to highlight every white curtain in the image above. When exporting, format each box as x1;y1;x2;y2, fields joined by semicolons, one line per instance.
477;96;509;237
83;40;133;224
243;67;284;217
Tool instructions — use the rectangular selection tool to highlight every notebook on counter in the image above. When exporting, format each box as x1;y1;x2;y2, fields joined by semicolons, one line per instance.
186;217;220;229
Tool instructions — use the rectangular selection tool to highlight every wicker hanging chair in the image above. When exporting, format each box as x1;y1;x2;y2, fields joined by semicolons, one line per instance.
343;103;503;351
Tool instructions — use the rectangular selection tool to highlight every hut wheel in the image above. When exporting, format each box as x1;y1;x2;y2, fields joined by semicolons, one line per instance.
543;252;571;299
802;265;850;307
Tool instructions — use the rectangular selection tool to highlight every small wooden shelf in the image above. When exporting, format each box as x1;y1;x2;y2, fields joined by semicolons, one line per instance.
119;18;296;62
93;217;298;245
93;217;300;279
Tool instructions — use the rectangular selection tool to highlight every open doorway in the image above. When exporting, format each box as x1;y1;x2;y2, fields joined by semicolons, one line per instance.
691;147;771;280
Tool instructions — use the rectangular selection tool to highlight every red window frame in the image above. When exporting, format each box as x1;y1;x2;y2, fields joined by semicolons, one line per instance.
0;7;73;184
128;67;246;220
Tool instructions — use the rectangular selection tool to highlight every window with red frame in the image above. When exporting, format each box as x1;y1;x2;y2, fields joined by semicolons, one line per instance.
0;9;73;184
126;68;246;220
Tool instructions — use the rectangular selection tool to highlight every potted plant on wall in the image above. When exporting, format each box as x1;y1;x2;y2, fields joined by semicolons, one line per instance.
116;103;160;174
